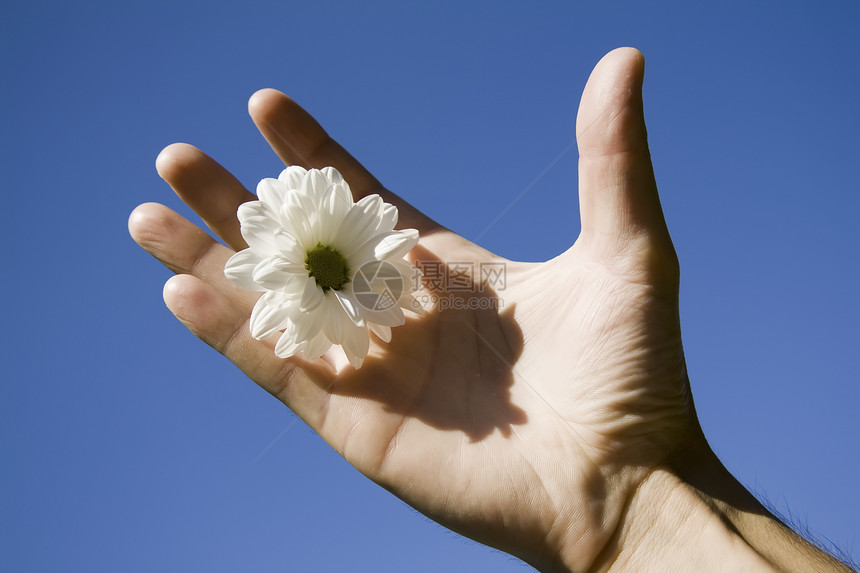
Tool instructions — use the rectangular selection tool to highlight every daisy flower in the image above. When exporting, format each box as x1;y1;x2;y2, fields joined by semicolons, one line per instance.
224;166;422;368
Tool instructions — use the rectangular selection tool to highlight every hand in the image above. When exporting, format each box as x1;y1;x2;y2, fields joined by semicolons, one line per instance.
129;48;849;572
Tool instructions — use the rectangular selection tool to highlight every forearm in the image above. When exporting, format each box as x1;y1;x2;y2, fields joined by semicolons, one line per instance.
582;444;852;573
584;467;776;572
666;442;853;573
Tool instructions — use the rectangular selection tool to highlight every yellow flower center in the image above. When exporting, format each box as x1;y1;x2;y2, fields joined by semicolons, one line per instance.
305;243;349;291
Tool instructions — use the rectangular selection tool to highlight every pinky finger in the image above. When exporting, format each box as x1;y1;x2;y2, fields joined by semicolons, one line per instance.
163;274;335;428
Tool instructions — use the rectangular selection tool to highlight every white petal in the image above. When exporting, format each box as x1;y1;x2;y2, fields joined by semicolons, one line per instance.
250;296;290;339
279;178;318;239
340;322;370;369
364;266;405;295
272;229;306;263
299;276;324;312
278;204;314;250
322;293;351;344
313;196;337;246
224;249;264;291
335;195;384;252
399;293;425;316
301;169;329;204
278;165;308;189
377;203;398;232
238;202;280;255
322;182;353;244
301;331;333;360
334;289;364;326
356;193;383;213
391;259;422;294
256;178;289;209
252;257;307;291
333;212;371;254
359;304;405;327
369;323;392;343
320;166;344;185
374;229;419;260
286;306;325;342
347;229;419;267
347;234;385;267
274;332;301;358
237;199;274;224
329;181;353;212
262;289;296;309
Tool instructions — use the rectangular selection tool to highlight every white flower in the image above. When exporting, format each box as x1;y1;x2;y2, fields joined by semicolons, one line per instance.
224;166;422;369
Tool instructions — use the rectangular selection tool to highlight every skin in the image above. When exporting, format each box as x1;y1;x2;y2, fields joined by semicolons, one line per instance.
129;48;851;572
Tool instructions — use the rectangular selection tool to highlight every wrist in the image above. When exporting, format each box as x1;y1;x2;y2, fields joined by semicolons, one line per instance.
587;466;777;572
580;435;853;573
665;439;853;573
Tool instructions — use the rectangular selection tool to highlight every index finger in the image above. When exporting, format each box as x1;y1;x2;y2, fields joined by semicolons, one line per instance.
248;89;439;234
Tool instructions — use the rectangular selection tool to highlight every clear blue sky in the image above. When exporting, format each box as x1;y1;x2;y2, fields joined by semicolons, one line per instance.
2;1;858;571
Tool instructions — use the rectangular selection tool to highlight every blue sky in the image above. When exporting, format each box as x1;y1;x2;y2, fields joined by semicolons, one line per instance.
1;1;858;571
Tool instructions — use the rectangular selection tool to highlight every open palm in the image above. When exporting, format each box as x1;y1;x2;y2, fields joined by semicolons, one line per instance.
130;49;695;571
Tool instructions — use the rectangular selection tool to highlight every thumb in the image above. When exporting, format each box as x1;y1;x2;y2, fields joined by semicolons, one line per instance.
574;48;674;270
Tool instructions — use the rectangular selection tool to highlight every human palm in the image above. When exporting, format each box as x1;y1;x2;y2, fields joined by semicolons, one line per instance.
130;49;694;571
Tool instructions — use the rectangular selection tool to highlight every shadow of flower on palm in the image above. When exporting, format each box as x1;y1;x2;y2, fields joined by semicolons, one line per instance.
318;245;528;442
